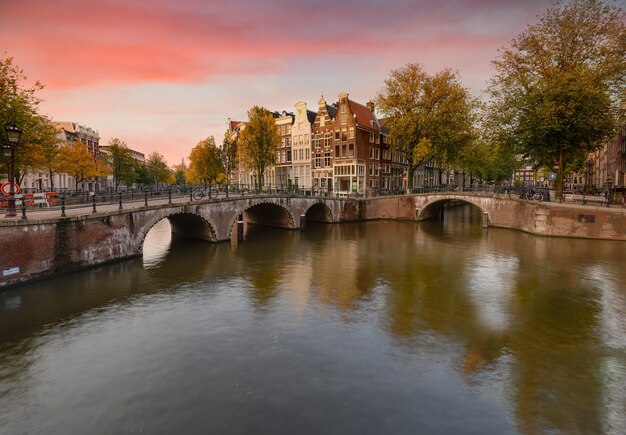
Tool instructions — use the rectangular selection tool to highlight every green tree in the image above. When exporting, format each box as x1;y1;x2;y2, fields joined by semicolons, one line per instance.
22;116;63;191
145;152;172;188
238;106;280;189
187;136;224;184
487;0;626;196
57;140;105;191
106;138;136;191
375;63;477;189
0;54;53;185
220;131;238;185
172;159;187;185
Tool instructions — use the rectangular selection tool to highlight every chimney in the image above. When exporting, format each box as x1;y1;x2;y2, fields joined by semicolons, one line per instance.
366;101;375;112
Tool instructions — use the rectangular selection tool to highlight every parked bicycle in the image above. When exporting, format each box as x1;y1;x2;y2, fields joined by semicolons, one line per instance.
523;189;544;201
192;185;219;200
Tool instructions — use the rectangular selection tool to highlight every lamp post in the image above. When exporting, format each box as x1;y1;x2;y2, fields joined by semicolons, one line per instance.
3;124;22;218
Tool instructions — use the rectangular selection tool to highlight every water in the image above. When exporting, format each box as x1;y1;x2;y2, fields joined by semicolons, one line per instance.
1;206;625;434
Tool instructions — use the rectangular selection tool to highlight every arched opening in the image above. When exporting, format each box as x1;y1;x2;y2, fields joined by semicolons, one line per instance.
421;199;484;224
244;202;294;229
141;213;217;267
305;202;333;223
167;213;216;242
420;200;486;238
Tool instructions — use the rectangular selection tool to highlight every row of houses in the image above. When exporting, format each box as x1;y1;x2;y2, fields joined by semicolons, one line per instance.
227;93;412;194
227;92;626;198
21;121;145;193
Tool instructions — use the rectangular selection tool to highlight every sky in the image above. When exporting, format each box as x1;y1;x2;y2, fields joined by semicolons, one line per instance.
1;0;623;166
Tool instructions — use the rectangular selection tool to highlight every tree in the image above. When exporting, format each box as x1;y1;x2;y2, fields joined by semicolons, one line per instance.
0;54;52;185
172;159;187;185
106;138;136;191
21;116;63;191
487;0;626;196
238;106;281;189
187;136;224;184
220;130;238;184
145;152;172;188
375;63;477;189
57;141;105;191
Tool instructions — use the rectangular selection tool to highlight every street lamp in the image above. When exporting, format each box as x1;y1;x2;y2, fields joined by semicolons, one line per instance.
3;124;22;218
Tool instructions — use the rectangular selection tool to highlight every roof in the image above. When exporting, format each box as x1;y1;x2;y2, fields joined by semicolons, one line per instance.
378;117;391;134
229;120;242;132
347;99;380;132
306;110;317;124
326;104;337;120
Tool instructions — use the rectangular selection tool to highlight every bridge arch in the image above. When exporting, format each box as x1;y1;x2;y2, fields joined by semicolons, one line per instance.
227;200;297;239
136;210;218;253
418;195;487;221
304;202;333;223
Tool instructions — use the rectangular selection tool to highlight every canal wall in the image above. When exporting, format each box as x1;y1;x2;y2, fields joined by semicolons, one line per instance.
2;194;626;288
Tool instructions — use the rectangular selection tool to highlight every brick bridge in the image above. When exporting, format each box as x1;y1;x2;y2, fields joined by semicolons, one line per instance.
2;192;626;287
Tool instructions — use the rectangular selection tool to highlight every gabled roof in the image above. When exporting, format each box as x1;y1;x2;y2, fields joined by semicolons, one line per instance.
326;104;337;120
306;110;317;124
378;117;391;134
229;120;242;132
347;99;380;132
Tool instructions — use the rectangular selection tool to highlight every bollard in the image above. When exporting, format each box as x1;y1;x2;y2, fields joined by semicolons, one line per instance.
226;186;229;199
168;189;172;204
119;192;123;210
61;193;67;217
20;197;27;220
92;193;97;214
144;191;148;206
189;189;193;201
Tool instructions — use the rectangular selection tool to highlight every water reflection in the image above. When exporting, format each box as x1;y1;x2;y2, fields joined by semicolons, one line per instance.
1;205;625;434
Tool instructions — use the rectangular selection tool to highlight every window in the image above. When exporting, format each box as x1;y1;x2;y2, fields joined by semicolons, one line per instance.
375;149;380;160
335;131;340;140
341;104;346;113
320;116;325;127
323;133;331;147
349;144;354;157
341;145;346;158
335;145;340;157
370;132;375;143
341;114;346;124
314;153;321;168
324;152;331;167
369;147;374;159
341;131;347;141
349;128;354;139
369;163;374;176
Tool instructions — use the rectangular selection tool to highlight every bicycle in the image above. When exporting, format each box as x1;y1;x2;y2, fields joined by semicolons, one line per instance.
524;189;544;201
192;185;219;200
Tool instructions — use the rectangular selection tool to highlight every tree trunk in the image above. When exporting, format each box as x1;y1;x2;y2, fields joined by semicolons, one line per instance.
556;147;565;198
48;169;55;192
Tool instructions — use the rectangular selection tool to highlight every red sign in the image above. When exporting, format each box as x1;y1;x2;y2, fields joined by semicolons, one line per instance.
0;182;20;195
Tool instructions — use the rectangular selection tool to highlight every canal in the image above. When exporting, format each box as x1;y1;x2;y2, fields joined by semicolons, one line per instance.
1;205;625;434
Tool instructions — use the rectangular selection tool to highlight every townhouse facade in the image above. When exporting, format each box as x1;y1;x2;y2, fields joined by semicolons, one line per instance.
229;93;413;194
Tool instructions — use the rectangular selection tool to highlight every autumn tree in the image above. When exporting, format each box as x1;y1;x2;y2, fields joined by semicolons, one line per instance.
238;106;280;189
375;64;477;189
172;159;187;185
487;0;626;196
106;138;137;191
220;131;237;184
57;140;105;191
187;136;224;184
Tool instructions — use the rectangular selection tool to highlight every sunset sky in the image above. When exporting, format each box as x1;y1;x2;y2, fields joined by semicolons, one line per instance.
2;0;623;166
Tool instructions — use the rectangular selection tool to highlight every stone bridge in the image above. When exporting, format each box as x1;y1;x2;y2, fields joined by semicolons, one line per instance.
2;192;625;287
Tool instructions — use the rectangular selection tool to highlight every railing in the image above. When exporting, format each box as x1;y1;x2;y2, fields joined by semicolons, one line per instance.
2;183;621;220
